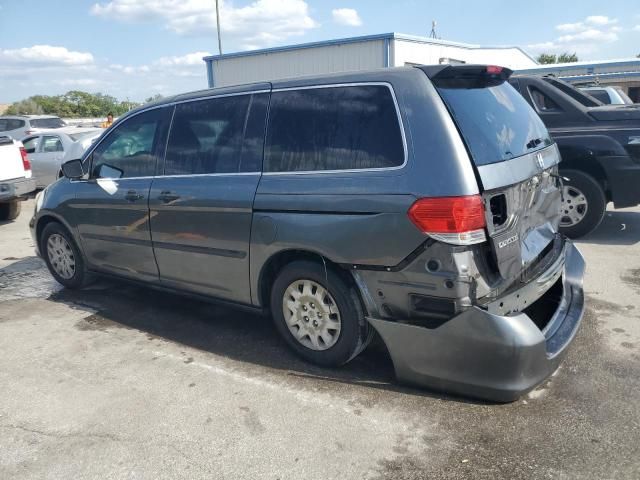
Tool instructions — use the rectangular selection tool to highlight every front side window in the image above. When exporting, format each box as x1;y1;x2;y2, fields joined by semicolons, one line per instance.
165;94;250;175
265;85;405;173
22;136;40;153
41;136;64;153
91;108;166;179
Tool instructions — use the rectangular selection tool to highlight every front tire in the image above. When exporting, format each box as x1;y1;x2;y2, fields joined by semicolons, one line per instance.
0;200;21;221
559;169;606;238
270;260;370;367
41;222;89;289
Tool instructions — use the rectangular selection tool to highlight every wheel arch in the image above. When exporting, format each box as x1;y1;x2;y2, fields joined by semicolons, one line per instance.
35;212;81;253
257;249;357;312
557;148;611;201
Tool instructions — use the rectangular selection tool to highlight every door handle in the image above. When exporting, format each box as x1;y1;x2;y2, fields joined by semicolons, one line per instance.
125;190;144;202
158;191;180;203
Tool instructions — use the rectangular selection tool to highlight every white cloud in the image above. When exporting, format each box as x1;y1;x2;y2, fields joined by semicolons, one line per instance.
528;15;620;57
556;22;584;33
634;25;640;31
585;15;617;26
91;0;318;49
557;28;618;44
332;8;362;27
0;45;94;66
0;46;211;103
154;51;211;67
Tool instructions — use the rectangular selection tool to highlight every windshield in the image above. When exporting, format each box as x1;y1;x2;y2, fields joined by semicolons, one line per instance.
435;80;553;166
30;117;66;129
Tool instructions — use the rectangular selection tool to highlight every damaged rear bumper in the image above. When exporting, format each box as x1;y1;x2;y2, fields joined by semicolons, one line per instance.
367;242;585;402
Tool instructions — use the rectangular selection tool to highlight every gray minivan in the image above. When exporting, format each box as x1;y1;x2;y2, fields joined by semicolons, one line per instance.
31;65;585;401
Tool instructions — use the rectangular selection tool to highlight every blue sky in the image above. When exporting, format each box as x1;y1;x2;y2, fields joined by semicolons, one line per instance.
1;0;639;103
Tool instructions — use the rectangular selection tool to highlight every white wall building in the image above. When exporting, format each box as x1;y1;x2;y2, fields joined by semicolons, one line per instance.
202;33;538;88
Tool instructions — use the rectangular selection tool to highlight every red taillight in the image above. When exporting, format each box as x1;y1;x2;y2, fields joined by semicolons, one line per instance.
20;147;31;171
408;195;486;245
486;65;503;75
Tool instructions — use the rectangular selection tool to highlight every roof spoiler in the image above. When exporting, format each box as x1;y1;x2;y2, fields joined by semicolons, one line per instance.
417;64;513;82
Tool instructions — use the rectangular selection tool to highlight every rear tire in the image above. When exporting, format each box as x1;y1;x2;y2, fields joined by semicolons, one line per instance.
270;260;370;367
0;200;21;221
41;222;89;289
559;169;606;239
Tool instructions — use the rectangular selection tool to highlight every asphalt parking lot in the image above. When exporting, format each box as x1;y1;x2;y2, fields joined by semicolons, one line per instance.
1;199;639;480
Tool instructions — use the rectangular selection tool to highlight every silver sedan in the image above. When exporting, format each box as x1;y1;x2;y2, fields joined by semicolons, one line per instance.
22;128;103;188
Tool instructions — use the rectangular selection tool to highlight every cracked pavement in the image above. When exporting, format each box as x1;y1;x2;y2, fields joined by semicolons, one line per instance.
0;200;639;479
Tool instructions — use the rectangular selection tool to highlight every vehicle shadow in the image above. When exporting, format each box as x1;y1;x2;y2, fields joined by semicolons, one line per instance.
578;208;640;246
47;276;488;405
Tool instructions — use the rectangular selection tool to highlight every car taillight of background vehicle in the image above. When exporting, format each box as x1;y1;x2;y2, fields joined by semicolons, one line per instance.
20;147;32;173
408;195;487;245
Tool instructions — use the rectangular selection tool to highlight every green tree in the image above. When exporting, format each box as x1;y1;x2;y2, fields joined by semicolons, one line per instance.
5;91;139;118
536;52;579;65
557;52;579;63
5;99;44;115
536;53;557;64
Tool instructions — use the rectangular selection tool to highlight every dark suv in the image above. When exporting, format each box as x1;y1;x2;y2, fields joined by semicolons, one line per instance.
510;75;640;237
31;65;585;401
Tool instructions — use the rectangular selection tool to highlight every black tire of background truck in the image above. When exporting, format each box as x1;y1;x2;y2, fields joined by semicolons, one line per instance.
270;260;371;367
559;169;607;239
40;222;90;289
0;200;21;221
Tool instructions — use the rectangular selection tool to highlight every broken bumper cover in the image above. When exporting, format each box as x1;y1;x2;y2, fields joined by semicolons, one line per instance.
367;242;585;402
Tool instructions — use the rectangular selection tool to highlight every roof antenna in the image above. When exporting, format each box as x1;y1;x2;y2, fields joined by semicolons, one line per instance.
429;20;439;39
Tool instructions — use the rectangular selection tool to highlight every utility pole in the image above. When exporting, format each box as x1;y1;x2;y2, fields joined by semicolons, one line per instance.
429;20;438;39
215;0;223;55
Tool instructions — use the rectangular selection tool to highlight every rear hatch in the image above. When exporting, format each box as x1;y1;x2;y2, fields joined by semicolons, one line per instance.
0;137;28;182
421;65;563;285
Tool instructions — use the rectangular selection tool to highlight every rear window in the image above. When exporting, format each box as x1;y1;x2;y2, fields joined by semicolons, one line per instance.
0;119;26;131
30;117;66;129
543;78;601;107
435;80;552;166
265;85;405;172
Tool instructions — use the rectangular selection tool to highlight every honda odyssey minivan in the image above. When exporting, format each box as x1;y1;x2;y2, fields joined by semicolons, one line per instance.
31;65;585;401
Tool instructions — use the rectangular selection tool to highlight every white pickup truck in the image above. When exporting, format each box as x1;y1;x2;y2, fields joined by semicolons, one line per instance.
0;136;36;221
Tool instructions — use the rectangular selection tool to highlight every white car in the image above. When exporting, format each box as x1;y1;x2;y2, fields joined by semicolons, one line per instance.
21;128;103;188
0;136;36;220
0;115;67;140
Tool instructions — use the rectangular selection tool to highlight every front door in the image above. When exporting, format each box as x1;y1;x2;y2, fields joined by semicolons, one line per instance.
72;107;171;282
149;92;269;304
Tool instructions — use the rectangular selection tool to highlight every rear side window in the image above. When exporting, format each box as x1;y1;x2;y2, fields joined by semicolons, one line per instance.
165;95;250;175
265;85;405;173
435;79;552;166
30;117;66;129
42;135;64;152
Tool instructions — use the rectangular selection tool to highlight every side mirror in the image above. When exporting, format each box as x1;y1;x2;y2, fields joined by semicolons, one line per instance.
61;159;84;179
